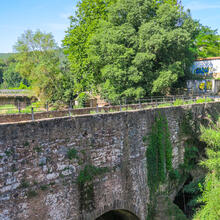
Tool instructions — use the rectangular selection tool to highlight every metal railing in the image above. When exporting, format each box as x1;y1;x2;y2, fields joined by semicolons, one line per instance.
0;94;219;120
0;89;31;96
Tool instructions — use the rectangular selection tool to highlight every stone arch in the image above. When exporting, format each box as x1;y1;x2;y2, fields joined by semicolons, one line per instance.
79;200;142;220
95;209;140;220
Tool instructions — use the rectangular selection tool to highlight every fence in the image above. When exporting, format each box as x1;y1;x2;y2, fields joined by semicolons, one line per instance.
0;95;219;124
0;89;31;96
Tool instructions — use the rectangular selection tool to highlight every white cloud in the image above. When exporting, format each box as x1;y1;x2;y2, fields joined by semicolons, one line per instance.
46;23;69;32
185;1;220;11
60;12;72;20
60;5;76;20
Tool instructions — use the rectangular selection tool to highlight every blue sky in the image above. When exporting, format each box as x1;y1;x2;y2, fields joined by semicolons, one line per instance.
0;0;219;53
183;0;220;32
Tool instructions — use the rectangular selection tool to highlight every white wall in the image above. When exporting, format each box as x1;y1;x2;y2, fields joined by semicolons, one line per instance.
191;59;220;78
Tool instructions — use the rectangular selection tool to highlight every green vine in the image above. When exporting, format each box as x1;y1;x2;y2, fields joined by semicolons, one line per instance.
77;164;108;212
146;114;173;219
179;110;201;173
177;110;207;218
146;114;173;194
77;165;108;185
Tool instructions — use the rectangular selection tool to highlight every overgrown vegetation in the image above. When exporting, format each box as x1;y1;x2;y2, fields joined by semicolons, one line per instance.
193;117;220;220
77;164;108;185
146;114;173;218
1;0;219;108
1;0;219;106
195;26;220;58
146;109;215;219
173;110;220;219
63;0;208;102
165;196;188;220
175;110;203;217
77;164;109;212
183;178;205;212
0;30;75;103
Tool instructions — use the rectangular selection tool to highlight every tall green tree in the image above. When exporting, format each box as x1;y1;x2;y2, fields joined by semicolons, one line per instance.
0;59;6;84
63;0;116;94
51;49;76;102
14;30;62;101
1;56;28;88
88;0;198;101
2;62;23;88
193;117;220;220
195;26;220;58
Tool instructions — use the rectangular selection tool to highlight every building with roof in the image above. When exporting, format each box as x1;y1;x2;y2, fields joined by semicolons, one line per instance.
187;57;220;94
192;57;220;79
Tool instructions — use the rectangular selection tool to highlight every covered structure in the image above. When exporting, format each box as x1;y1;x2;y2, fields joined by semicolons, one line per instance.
187;57;220;94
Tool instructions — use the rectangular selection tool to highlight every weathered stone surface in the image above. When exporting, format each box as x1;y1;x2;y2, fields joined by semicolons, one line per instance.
0;102;219;220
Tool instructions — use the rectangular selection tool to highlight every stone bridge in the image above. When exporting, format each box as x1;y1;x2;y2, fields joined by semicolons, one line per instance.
0;102;220;220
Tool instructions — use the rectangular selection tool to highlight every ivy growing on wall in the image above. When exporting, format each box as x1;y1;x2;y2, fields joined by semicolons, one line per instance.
146;114;173;195
146;114;173;219
77;164;109;212
77;165;108;185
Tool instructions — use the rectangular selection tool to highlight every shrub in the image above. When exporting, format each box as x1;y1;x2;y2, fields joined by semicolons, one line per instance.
173;99;184;106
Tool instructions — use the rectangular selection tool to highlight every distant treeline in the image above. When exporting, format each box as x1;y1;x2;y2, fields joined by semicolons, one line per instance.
0;53;15;60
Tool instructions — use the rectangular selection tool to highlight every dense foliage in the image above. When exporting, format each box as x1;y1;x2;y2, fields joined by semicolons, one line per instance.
1;0;219;105
0;53;14;60
63;0;116;94
0;56;28;89
195;26;220;58
193;117;220;220
12;30;75;102
13;30;61;101
64;0;198;102
146;114;173;193
146;114;173;219
0;59;6;84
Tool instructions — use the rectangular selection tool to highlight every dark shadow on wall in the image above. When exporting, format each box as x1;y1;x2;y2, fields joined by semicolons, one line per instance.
96;209;140;220
174;175;194;218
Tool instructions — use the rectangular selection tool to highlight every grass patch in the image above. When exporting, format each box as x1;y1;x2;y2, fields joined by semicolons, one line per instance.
196;97;213;104
0;101;45;115
173;99;185;106
158;103;172;108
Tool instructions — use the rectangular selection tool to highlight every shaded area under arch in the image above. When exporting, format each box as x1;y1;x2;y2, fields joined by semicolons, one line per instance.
96;209;140;220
